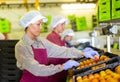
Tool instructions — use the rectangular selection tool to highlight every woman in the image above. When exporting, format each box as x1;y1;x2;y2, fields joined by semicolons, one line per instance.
15;10;99;82
47;16;70;82
62;29;75;47
47;15;69;46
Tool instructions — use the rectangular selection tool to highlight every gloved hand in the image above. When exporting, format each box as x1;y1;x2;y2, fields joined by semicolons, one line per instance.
84;50;100;59
63;60;80;70
83;47;94;52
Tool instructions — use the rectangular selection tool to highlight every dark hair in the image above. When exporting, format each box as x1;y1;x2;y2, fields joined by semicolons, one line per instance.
25;27;28;32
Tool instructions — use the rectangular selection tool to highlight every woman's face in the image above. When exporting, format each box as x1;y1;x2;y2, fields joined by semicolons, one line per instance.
28;20;43;37
56;22;65;33
64;35;73;42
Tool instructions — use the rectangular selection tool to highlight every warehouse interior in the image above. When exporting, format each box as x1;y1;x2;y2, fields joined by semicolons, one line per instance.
0;0;120;82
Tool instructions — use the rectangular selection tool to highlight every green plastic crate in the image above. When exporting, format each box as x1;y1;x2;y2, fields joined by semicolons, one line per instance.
99;0;110;4
112;0;120;9
41;23;48;32
112;7;120;19
76;17;87;31
112;0;120;19
46;15;51;25
99;1;110;11
99;10;111;22
0;19;10;33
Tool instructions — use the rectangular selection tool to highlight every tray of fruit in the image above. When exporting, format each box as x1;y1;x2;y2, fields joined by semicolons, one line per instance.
76;51;118;62
73;62;120;82
75;46;105;61
73;56;120;75
88;46;104;54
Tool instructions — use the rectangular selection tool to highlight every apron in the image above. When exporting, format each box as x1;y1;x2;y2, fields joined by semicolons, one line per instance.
20;46;50;82
48;58;68;82
48;41;68;82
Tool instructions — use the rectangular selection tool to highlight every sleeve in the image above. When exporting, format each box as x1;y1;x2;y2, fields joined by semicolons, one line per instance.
15;44;63;77
43;39;83;58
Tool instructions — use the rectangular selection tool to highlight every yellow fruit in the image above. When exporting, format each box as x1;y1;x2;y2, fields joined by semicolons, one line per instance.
83;75;88;80
115;65;120;74
105;69;113;75
94;73;100;79
88;74;94;80
80;62;84;66
90;78;99;82
99;77;106;82
76;76;82;81
100;71;106;77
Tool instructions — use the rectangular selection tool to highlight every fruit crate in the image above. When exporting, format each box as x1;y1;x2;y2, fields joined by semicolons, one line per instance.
99;10;111;22
0;58;16;65
88;46;104;55
75;51;118;63
0;73;21;82
75;46;105;62
0;76;20;82
112;7;120;19
99;0;110;4
0;64;22;82
0;48;15;54
99;0;110;12
112;0;120;9
73;53;119;75
0;40;18;48
0;52;15;59
73;59;120;82
0;47;16;59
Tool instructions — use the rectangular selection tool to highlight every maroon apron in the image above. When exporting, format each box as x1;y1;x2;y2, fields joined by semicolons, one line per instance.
20;46;50;82
48;41;68;82
48;58;68;82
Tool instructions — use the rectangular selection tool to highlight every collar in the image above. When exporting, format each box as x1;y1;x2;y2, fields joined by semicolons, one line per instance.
52;31;61;39
22;34;37;46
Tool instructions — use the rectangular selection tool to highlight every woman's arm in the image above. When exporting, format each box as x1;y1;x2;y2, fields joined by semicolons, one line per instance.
42;39;84;58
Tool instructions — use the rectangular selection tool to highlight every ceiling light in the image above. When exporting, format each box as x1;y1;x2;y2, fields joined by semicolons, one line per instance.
61;3;96;10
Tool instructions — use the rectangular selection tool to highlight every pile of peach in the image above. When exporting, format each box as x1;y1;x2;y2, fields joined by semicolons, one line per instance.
77;55;109;69
76;65;120;82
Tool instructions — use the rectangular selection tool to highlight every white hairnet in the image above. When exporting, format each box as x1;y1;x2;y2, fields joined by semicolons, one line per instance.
19;10;48;28
50;15;69;29
109;25;118;34
62;29;75;38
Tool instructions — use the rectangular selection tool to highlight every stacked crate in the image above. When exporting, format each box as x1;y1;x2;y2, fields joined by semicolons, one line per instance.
76;17;87;31
41;15;51;33
68;15;76;31
72;49;120;82
112;0;120;19
0;19;10;33
92;15;98;28
98;0;111;22
0;40;22;82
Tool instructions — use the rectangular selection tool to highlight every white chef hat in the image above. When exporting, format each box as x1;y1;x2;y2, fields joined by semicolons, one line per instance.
19;10;48;28
50;15;69;29
62;29;75;38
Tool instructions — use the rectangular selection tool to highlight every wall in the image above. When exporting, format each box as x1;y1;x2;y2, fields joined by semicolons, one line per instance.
0;6;96;39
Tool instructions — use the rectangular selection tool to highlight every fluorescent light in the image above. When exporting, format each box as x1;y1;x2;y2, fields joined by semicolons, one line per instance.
61;3;96;10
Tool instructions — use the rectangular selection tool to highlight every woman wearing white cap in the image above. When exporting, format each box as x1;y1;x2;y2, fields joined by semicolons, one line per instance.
46;15;70;82
15;10;99;82
62;29;75;47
